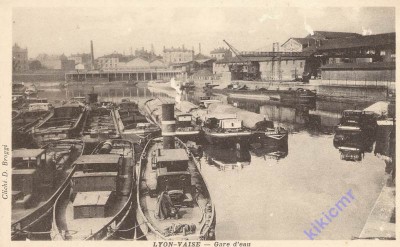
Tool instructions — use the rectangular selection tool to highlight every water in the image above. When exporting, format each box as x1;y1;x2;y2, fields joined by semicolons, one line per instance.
31;84;391;240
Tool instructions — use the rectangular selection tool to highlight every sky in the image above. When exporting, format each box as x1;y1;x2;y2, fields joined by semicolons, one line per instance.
12;7;395;59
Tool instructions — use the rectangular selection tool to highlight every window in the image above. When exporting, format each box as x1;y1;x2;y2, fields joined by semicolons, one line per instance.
300;62;303;68
286;60;288;65
380;51;386;56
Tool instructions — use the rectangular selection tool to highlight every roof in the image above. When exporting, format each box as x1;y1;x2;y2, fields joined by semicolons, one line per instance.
210;47;231;54
194;58;215;64
164;47;193;52
194;53;211;60
13;149;46;158
215;54;309;64
281;38;315;46
307;31;361;39
75;154;121;165
157;149;189;162
320;62;395;70
73;191;112;206
317;33;395;50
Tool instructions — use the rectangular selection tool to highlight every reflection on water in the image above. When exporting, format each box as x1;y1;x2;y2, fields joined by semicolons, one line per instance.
203;145;251;170
333;130;375;162
36;85;170;105
250;140;288;160
226;96;372;134
26;84;392;239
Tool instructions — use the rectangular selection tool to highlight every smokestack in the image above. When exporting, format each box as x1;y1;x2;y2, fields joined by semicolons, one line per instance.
199;43;201;54
161;103;175;149
90;40;95;70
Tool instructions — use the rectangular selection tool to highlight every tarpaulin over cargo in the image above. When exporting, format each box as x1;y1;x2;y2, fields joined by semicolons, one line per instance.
363;101;389;117
193;103;268;129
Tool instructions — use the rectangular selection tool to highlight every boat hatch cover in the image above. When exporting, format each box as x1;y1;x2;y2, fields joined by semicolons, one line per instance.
157;149;189;162
73;191;113;206
13;149;46;159
75;154;121;165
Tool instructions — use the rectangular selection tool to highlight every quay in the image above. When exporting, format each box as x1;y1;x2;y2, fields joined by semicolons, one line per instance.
65;69;185;82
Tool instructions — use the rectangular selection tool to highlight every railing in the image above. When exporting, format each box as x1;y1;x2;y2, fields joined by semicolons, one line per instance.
175;138;216;240
240;51;307;57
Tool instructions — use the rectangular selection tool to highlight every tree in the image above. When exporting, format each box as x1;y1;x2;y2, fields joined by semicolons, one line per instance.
29;60;42;71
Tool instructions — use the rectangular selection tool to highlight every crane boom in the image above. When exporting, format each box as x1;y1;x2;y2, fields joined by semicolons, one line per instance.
223;40;245;62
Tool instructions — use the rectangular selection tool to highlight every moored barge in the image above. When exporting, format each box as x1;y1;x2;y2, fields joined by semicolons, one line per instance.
115;100;160;138
202;113;252;145
12;103;52;149
11;139;84;240
144;98;200;141
136;103;215;240
32;102;88;146
52;139;135;240
82;103;120;153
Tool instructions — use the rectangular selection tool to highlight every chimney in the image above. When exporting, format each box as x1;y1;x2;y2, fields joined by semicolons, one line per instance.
90;40;95;70
161;103;176;149
182;44;185;50
199;43;201;54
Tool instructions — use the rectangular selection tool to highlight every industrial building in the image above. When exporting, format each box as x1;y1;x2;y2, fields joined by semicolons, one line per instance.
213;32;395;82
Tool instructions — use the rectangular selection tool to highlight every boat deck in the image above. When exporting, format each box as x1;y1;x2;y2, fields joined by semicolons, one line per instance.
56;194;129;240
12;141;83;225
54;144;134;240
83;107;118;138
139;141;210;239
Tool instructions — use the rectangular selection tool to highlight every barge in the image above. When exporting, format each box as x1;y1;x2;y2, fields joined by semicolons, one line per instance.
115;101;160;138
201;113;252;145
11;139;84;240
215;85;316;104
81;103;120;153
136;103;215;240
144;98;200;141
32;102;88;147
12;103;52;149
52;139;135;240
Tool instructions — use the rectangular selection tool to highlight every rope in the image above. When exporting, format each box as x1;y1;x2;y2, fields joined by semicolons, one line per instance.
18;230;53;235
135;233;147;240
114;221;148;232
114;235;132;241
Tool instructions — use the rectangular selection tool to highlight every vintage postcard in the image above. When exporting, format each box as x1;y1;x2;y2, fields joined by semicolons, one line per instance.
0;0;398;246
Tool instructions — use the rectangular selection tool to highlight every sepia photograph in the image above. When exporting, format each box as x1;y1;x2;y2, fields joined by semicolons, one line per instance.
0;0;397;245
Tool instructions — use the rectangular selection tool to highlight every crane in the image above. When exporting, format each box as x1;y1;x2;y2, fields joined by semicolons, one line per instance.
222;40;259;81
222;40;246;62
